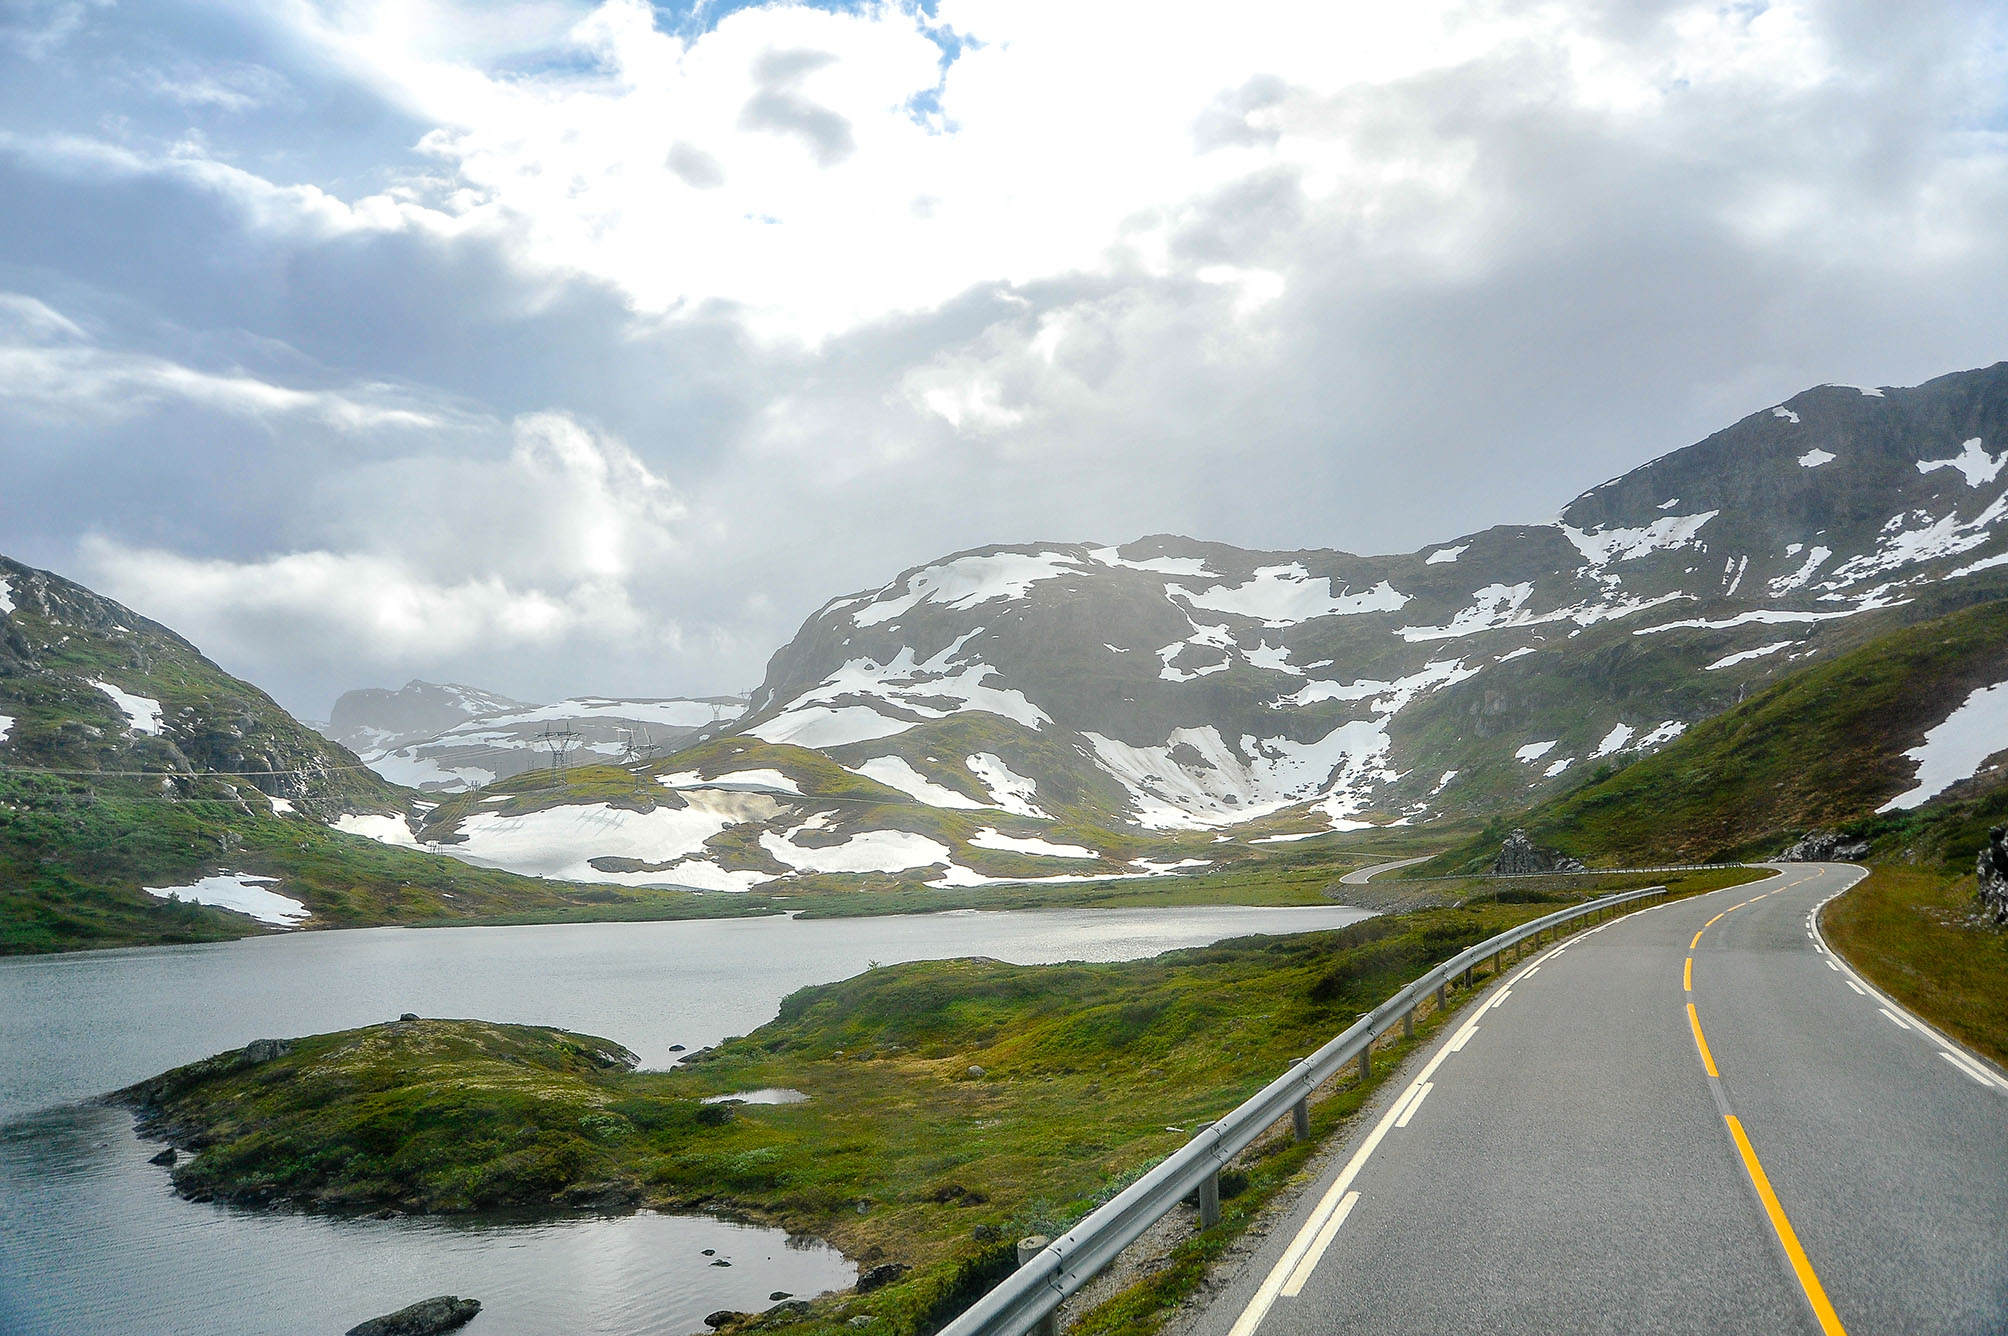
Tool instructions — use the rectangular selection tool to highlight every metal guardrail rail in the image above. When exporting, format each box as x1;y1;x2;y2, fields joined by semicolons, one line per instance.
936;882;1678;1336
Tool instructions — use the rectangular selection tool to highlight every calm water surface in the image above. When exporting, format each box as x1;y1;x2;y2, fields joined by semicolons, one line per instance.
0;903;1371;1336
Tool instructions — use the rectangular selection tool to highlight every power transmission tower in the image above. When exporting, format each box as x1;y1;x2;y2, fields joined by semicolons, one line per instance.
537;721;581;775
618;726;659;766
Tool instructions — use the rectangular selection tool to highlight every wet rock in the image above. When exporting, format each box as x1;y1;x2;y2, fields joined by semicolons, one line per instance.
148;1147;177;1166
701;1249;716;1256
344;1295;481;1336
761;1300;813;1323
703;1311;747;1330
1492;830;1585;875
856;1263;909;1293
668;1044;687;1052
240;1038;291;1065
400;1013;420;1021
1978;826;2008;925
769;1292;793;1302
711;1259;733;1267
1777;830;1870;863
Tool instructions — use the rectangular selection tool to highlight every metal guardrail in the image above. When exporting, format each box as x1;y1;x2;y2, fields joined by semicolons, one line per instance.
935;882;1676;1336
1386;862;1736;884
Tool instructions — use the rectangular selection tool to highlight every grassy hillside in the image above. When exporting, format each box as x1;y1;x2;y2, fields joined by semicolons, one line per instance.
1422;598;2008;871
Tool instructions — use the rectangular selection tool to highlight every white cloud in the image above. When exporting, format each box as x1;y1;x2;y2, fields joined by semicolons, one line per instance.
0;292;450;431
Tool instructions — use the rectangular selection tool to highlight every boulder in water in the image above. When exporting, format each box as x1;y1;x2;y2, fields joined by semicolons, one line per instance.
344;1295;481;1336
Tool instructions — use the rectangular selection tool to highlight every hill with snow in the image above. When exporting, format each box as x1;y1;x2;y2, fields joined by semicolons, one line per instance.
324;683;746;793
378;364;2008;893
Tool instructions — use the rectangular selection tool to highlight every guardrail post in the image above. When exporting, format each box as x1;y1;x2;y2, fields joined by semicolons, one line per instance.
1292;1098;1310;1141
1196;1170;1221;1229
1017;1236;1060;1336
1403;1008;1415;1040
1357;1046;1371;1081
1436;982;1448;1012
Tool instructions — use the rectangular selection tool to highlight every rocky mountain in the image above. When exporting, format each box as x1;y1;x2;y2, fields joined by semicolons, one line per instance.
380;365;2008;894
325;680;531;755
0;558;728;953
323;682;746;792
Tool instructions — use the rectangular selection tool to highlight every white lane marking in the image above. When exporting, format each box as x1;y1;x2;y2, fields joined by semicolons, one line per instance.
1845;981;1865;995
1448;1026;1477;1053
1941;1052;1995;1087
1524;966;1541;978
1280;1192;1360;1297
1495;989;1513;1004
1879;1007;1912;1031
1395;1082;1433;1129
1825;960;1839;972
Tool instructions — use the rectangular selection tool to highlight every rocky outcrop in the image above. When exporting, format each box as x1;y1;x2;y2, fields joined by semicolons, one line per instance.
1493;830;1586;875
1777;830;1871;863
1979;826;2008;925
344;1295;481;1336
856;1262;910;1293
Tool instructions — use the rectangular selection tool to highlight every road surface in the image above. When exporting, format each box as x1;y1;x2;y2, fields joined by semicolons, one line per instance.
1189;864;2008;1336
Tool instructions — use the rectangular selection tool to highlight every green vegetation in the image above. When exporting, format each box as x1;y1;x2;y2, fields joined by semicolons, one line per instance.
1823;867;2008;1066
119;868;1749;1335
0;771;761;955
1422;598;2008;871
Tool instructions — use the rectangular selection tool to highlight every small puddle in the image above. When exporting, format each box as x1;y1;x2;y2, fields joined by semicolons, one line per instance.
702;1089;809;1105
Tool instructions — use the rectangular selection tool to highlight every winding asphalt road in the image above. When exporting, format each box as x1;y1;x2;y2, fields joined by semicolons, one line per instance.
1190;864;2008;1336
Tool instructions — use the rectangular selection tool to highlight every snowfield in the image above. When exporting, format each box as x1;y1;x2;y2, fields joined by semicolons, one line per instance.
1878;679;2008;812
91;680;163;735
146;874;309;926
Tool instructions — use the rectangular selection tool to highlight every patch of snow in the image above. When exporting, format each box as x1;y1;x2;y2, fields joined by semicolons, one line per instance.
0;714;11;744
1543;757;1574;778
853;757;984;809
477;697;727;730
1772;406;1800;423
1084;546;1218;577
966;754;1044;818
0;575;13;615
1426;545;1468;565
449;792;785;883
1658;498;1682;510
1515;740;1558;763
1949;552;2008;579
1104;643;1132;654
363;749;499;791
1431;770;1458;794
692;769;802;794
1401;583;1533;640
1176;565;1408;625
1496;647;1537;663
1250;831;1328;844
1561;511;1719;566
1593;724;1635;757
1705;641;1796;671
336;813;421;848
1840;385;1885;397
1084;719;1394;829
1724;555;1748;596
1243;640;1303;674
1636;607;1877;635
1768;546;1832;594
1276;659;1476;714
1878;680;2008;811
760;828;953;874
1132;858;1214;873
1639;721;1687;748
1798;449;1836;468
748;705;916;749
853;551;1083;626
652;859;770;893
1823;489;2008;585
146;874;309;926
1916;438;2005;489
91;680;163;736
267;795;295;815
968;828;1098;859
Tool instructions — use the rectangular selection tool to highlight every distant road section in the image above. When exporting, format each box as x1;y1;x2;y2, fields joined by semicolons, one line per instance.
1193;864;2008;1336
1338;856;1436;886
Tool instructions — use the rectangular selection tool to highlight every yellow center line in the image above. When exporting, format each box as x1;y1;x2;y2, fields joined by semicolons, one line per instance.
1691;929;1704;949
1687;1002;1719;1077
1684;957;1693;992
1704;912;1726;927
1725;1115;1850;1336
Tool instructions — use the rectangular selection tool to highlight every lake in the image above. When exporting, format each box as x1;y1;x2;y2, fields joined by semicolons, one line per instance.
0;903;1371;1336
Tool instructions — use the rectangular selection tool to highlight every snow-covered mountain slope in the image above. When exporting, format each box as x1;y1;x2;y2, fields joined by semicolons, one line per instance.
324;680;530;755
325;684;747;792
347;363;2008;893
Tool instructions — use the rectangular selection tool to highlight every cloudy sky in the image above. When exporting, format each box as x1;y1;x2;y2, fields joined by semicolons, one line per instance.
2;0;2005;716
